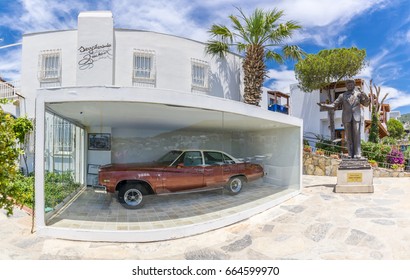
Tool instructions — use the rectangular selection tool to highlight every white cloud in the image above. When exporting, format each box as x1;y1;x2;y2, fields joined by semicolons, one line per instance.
274;0;391;48
276;0;388;27
111;0;209;41
0;47;22;81
265;68;298;93
379;85;410;111
0;0;97;34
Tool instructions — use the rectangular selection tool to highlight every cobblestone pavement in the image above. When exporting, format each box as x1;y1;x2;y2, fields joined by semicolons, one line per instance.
1;175;410;260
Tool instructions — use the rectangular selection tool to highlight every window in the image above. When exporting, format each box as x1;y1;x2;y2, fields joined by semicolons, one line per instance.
173;151;203;167
191;59;208;92
133;49;155;86
38;50;61;87
204;152;235;165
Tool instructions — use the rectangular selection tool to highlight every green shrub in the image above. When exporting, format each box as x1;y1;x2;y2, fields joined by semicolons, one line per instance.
361;141;392;163
387;118;405;139
404;146;410;166
11;171;81;210
44;172;80;208
13;173;35;209
381;136;397;145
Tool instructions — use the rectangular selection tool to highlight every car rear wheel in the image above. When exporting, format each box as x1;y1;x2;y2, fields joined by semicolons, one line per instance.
225;176;244;195
118;183;147;209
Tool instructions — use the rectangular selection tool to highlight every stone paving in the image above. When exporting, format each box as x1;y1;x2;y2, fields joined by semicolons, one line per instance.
1;175;410;260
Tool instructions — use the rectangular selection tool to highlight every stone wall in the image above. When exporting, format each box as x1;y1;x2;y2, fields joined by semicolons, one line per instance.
303;152;410;177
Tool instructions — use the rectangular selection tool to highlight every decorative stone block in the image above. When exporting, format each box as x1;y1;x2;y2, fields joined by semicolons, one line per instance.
335;159;374;193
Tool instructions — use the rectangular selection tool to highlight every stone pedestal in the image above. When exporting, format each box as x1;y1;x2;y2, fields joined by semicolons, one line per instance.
335;159;374;193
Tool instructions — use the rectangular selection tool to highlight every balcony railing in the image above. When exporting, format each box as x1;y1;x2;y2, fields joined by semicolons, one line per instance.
0;80;20;99
268;104;289;114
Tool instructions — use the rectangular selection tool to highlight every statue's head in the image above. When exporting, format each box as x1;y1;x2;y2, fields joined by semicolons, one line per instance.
345;79;355;90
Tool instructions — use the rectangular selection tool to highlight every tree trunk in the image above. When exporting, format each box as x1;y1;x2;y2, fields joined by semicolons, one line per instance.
243;45;265;106
327;88;336;140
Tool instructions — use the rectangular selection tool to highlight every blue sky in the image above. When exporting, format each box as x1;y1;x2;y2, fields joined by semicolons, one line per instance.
1;0;410;114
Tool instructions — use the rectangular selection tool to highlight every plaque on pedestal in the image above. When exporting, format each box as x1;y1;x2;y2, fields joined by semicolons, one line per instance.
335;158;374;193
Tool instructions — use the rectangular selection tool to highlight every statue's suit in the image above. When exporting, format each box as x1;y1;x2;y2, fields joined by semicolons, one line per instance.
325;90;370;158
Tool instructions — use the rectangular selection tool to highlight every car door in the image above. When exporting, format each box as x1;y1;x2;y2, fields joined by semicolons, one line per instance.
162;151;205;192
203;151;227;187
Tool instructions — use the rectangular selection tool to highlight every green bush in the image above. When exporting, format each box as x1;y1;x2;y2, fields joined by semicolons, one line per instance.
404;146;410;166
381;136;397;145
11;171;81;210
387;118;405;139
361;141;392;164
13;173;35;209
44;172;80;208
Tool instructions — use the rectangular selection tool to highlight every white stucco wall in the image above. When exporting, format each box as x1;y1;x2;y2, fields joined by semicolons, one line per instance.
289;83;321;137
21;30;78;117
21;11;244;120
77;11;114;86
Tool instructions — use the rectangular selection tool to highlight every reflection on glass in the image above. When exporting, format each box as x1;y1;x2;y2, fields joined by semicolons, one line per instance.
44;111;85;212
155;150;183;165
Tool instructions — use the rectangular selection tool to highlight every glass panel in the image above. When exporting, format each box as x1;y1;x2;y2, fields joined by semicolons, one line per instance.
44;111;85;214
204;151;224;165
45;101;301;234
157;150;183;165
184;151;202;166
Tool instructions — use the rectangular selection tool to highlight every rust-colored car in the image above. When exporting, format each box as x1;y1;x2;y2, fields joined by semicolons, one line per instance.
98;150;264;209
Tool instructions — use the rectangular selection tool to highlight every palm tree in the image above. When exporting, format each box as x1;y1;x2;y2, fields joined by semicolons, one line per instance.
206;7;305;106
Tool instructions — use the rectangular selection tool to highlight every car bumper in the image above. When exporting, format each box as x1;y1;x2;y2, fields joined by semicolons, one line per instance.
93;185;107;193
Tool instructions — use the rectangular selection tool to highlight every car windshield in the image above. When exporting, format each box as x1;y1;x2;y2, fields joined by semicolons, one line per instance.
156;150;183;165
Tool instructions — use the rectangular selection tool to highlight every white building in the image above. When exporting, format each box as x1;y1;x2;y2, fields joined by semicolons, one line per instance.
1;11;303;241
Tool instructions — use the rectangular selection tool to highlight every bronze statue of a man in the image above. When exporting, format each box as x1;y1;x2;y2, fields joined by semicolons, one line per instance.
318;79;370;159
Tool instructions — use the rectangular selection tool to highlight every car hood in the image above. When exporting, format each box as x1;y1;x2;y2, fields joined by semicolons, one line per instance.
99;162;167;172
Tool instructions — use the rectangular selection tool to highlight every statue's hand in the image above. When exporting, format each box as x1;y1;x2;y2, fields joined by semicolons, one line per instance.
317;102;323;107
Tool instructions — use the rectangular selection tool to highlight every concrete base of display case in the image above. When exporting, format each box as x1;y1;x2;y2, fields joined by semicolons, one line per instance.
38;186;299;242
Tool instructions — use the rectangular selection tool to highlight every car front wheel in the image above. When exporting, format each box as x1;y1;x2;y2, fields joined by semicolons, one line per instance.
118;183;147;209
225;176;244;195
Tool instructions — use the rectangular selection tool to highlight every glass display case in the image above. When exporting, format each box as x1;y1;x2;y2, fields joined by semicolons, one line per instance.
36;95;301;242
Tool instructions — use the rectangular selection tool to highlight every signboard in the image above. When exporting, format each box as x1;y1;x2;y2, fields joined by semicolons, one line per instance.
347;173;363;183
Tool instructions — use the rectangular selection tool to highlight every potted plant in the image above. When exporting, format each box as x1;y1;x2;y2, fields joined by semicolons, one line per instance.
303;145;312;153
368;159;378;168
315;149;325;156
330;154;340;159
391;164;404;171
